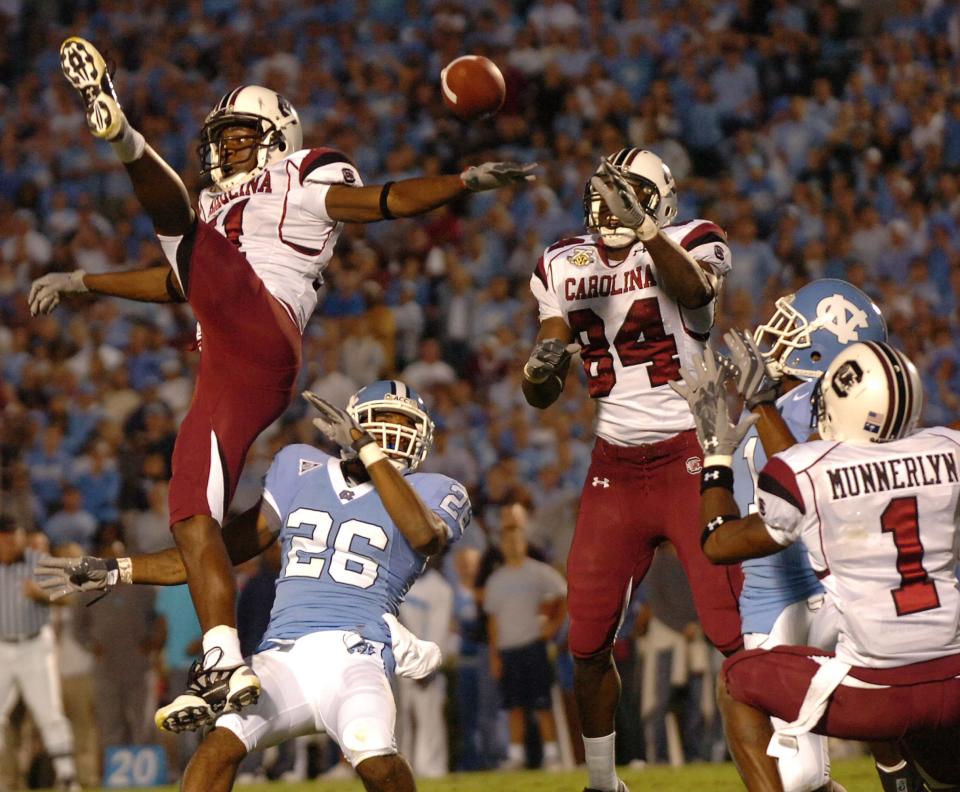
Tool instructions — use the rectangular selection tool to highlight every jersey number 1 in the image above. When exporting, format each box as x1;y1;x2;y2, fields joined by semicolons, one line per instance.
881;496;940;616
568;297;681;397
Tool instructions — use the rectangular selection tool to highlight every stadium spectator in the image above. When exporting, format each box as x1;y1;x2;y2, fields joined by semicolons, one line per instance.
484;503;566;771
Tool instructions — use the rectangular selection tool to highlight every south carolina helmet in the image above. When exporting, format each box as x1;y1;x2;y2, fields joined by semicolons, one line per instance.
812;341;922;443
198;85;302;192
583;148;679;248
754;279;886;380
346;380;435;472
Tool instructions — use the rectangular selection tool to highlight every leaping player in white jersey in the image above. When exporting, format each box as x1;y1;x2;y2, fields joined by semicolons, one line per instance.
29;37;532;733
672;341;960;792
523;148;739;792
36;380;471;792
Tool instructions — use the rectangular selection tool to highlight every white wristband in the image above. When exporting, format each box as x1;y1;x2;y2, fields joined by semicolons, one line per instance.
117;557;133;584
704;455;733;468
358;443;387;468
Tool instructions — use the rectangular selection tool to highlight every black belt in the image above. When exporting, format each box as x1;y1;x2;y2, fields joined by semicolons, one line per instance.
0;632;40;643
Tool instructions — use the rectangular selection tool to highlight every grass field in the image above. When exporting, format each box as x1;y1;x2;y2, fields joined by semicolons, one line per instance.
103;756;879;791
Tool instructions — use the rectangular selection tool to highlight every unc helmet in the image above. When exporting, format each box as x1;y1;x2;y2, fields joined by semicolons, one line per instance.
812;342;923;444
198;85;303;192
584;148;679;248
346;381;435;472
754;279;886;380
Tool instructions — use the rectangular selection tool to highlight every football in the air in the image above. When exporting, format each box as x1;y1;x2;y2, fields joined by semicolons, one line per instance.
440;55;506;121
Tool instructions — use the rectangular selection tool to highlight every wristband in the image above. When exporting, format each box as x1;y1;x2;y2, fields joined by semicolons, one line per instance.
700;465;734;493
700;514;740;549
379;181;395;220
359;442;387;468
704;454;733;468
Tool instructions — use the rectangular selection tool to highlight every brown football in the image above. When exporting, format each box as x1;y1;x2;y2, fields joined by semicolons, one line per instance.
440;55;506;121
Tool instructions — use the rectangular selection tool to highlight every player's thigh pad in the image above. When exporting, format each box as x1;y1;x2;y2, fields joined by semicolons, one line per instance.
292;631;397;767
215;646;318;753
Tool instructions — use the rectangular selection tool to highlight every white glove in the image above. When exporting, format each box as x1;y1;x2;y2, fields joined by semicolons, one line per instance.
460;161;537;191
302;390;376;461
28;270;88;316
33;553;120;601
590;158;659;241
669;348;758;464
723;329;782;410
383;613;442;680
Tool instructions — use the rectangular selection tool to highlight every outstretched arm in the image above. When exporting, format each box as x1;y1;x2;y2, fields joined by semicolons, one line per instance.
325;162;536;223
29;264;184;315
35;501;279;597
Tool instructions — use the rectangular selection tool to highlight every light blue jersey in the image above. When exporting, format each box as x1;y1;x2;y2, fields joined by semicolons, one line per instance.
734;381;824;635
259;444;470;651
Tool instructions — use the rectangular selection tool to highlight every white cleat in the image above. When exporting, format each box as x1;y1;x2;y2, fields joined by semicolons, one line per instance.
59;36;124;140
155;655;261;734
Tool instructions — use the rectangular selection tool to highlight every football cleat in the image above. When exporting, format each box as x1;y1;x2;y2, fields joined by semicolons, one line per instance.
154;650;261;733
59;36;124;140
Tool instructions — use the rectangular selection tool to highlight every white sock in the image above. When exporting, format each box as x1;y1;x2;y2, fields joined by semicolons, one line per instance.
109;118;145;162
583;733;618;791
202;625;244;668
543;741;559;762
508;742;524;763
53;754;77;781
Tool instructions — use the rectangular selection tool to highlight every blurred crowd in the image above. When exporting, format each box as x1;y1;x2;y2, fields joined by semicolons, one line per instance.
0;0;958;785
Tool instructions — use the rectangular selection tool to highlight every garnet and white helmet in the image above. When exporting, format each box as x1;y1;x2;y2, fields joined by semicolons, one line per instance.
812;341;923;444
583;148;679;248
198;85;302;192
346;380;435;472
754;279;887;380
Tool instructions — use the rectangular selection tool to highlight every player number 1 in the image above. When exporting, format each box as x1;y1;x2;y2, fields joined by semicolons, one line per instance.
880;496;940;617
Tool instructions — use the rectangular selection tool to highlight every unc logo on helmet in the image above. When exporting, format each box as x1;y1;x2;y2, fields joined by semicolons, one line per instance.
198;85;303;192
754;279;886;380
346;381;435;472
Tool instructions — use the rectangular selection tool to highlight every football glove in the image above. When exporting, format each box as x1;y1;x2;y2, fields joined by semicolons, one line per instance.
28;270;88;316
460;161;537;191
723;329;782;410
523;338;578;386
33;554;117;601
669;348;758;463
302;391;376;459
590;159;659;241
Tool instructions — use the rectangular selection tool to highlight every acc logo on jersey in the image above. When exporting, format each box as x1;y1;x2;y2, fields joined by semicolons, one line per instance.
568;247;596;268
816;294;869;344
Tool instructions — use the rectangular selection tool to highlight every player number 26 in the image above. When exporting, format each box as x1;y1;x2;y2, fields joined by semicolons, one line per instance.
283;508;388;589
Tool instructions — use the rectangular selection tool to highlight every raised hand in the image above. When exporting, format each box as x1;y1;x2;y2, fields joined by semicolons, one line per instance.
302;391;376;458
460;162;537;191
589;158;658;240
28;270;89;316
669;348;758;461
724;329;782;410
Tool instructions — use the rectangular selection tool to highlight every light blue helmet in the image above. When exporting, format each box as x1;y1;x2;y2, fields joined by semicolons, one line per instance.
346;380;434;471
754;279;887;380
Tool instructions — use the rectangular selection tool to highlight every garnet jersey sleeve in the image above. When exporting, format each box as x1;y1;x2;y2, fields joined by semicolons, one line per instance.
755;453;813;548
297;148;364;222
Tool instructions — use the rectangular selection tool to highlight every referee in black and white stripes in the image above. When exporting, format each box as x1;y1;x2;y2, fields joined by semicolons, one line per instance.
0;515;80;792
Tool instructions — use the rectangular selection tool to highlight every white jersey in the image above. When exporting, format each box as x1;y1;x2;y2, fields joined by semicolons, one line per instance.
194;148;362;332
757;427;960;668
530;220;731;445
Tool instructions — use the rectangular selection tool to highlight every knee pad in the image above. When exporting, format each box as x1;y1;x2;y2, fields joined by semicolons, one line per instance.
775;731;830;792
340;716;396;767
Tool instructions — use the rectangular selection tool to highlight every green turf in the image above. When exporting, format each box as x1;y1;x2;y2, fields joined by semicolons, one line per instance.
104;756;879;791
